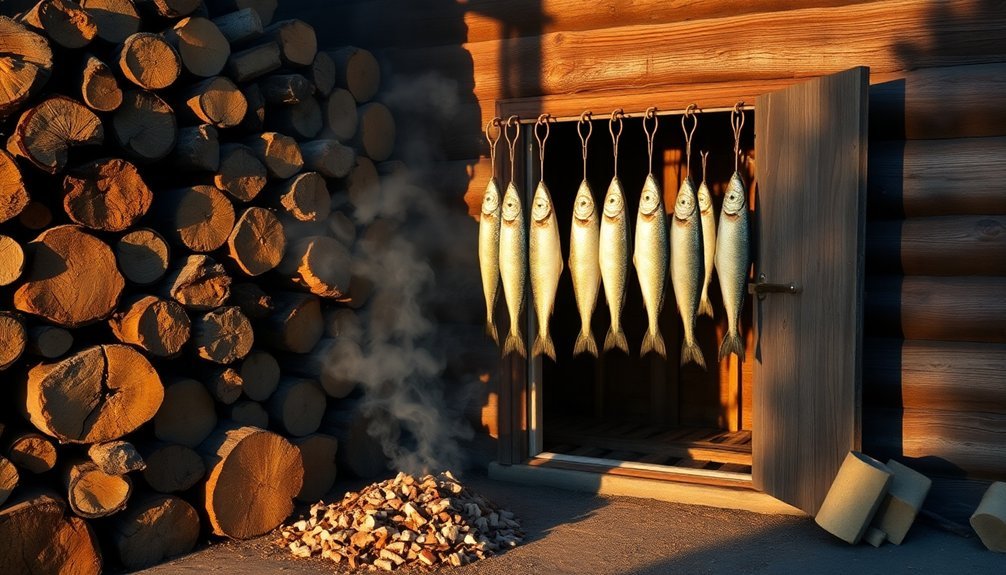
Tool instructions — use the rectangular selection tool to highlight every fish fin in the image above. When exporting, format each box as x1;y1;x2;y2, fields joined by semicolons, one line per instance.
532;333;557;361
603;328;629;354
573;330;598;358
485;319;498;344
718;332;745;362
698;296;715;318
502;330;526;359
681;340;707;370
640;329;666;359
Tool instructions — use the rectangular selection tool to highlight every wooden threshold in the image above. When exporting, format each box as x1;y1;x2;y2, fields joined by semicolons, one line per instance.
532;452;752;489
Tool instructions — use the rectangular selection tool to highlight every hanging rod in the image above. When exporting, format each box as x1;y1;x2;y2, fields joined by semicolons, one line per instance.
514;105;753;124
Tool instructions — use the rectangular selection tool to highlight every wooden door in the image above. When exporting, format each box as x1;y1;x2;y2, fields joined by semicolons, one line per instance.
753;67;869;515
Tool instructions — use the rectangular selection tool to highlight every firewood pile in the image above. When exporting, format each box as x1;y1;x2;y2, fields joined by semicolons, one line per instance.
0;0;399;572
279;471;524;570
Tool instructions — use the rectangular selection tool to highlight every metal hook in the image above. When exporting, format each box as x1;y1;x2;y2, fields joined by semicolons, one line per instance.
577;111;592;181
682;103;699;179
731;102;745;173
485;116;501;174
504;115;520;184
534;113;550;182
609;109;624;178
643;106;658;176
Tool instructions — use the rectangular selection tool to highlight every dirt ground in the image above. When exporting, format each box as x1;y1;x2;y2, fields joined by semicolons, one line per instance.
138;472;1003;575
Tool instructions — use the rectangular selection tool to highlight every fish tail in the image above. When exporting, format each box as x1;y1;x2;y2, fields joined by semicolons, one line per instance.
573;329;598;358
681;340;707;370
718;332;745;362
640;328;667;359
485;318;498;345
604;327;629;354
698;295;715;318
502;329;526;359
531;331;557;361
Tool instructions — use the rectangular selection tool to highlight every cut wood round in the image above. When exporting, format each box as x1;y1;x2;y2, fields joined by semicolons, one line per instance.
117;32;181;90
259;73;312;104
5;431;57;473
267;377;325;437
63;157;152;232
342;273;375;309
324;307;363;339
205;0;276;26
200;424;303;539
137;0;201;19
262;19;315;67
267;96;322;139
346;154;380;218
173;124;219;172
10;96;103;174
321;405;394;479
226;399;268;428
157;185;236;252
291;433;337;502
141;443;205;493
0;236;24;285
193;306;253;364
109;295;191;357
78;55;122;112
283;337;362;399
27;325;73;358
88;441;145;475
0;312;26;370
14;225;124;328
16;201;51;230
227;206;285;276
215;143;267;201
182;75;247;128
323;87;357;140
165;17;230;77
246;131;302;178
302;139;354;179
64;459;132;518
212;7;262;44
154;378;217;447
279;235;352;299
112;90;177;161
353;102;395;162
0;16;52;119
277;171;329;222
116;228;170;285
206;367;243;404
0;150;29;223
0;491;102;575
0;456;17;507
330;46;379;103
163;254;231;310
239;349;279;400
229;281;272;319
79;0;140;43
308;51;335;96
260;292;322;353
113;494;200;570
21;0;97;49
24;344;164;444
328;210;357;246
226;42;281;83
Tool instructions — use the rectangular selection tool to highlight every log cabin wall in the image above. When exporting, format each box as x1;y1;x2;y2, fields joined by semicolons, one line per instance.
285;0;1006;518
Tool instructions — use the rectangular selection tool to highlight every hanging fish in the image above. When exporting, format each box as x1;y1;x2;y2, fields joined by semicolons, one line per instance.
671;176;705;368
599;176;629;353
634;174;668;358
478;121;503;343
529;181;563;360
569;180;600;357
715;171;750;361
697;152;716;318
498;118;526;358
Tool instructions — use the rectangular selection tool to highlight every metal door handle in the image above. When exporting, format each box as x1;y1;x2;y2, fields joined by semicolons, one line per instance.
748;273;802;300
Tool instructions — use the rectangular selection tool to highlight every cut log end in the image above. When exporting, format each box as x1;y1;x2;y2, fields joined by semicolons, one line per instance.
27;325;73;359
23;0;98;49
63;158;152;232
262;292;322;354
278;171;330;222
215;144;267;202
116;228;170;285
5;432;57;473
112;90;177;162
167;17;231;78
267;377;326;437
87;440;145;475
0;17;53;119
0;456;17;506
247;131;303;179
265;19;316;67
114;495;200;570
0;312;27;370
118;32;181;90
79;0;141;44
0;150;29;223
142;443;205;493
193;306;254;364
184;76;247;128
292;433;338;502
227;206;286;276
11;96;103;174
239;350;280;401
155;378;218;447
331;46;380;103
64;460;133;518
0;492;102;575
164;254;232;311
279;235;352;299
109;295;191;357
158;185;236;253
79;55;122;112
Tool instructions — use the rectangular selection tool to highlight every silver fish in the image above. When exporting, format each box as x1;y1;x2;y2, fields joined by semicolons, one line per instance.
670;177;706;369
633;173;668;358
598;176;629;353
569;180;600;357
715;172;751;361
498;181;527;358
697;176;716;318
529;181;563;360
478;177;502;343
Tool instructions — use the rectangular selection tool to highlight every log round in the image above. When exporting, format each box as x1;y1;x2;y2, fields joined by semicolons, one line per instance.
5;432;57;473
17;201;51;230
28;325;73;358
183;76;247;128
226;42;281;83
227;206;286;276
109;295;191;357
227;399;269;428
87;441;145;475
0;150;29;223
11;96;103;174
346;155;380;218
0;492;102;575
112;90;177;161
287;337;363;399
215;144;267;202
158;185;236;253
206;0;277;27
279;235;352;299
166;17;231;78
116;228;170;285
200;424;303;539
212;7;263;44
309;51;335;96
162;254;232;310
330;46;380;103
79;0;141;43
261;292;323;353
247;131;303;178
113;495;200;570
64;460;133;518
79;55;123;112
206;367;243;404
21;0;97;49
260;73;313;104
266;377;326;437
302;139;355;179
0;17;53;119
24;344;164;444
154;378;217;447
0;236;25;287
230;281;273;319
278;171;330;222
118;32;181;90
63;158;152;232
0;456;17;507
324;87;358;140
173;124;219;172
141;0;201;18
142;443;205;493
239;350;280;401
329;210;357;246
14;225;125;328
264;19;316;67
193;306;254;364
291;433;338;502
0;312;26;370
354;102;396;162
267;97;322;139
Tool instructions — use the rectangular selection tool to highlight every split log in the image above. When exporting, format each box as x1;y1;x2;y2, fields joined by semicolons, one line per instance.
262;19;316;67
88;441;145;475
173;124;219;172
9;96;103;174
227;206;285;276
267;97;322;139
193;306;254;364
78;55;122;112
21;0;97;49
154;378;218;447
259;292;323;354
226;41;281;82
277;171;330;222
27;325;73;358
0;491;102;575
266;377;325;437
116;228;170;285
321;405;395;479
200;424;303;539
0;150;29;223
24;344;164;444
0;312;27;370
141;443;205;493
226;399;268;427
117;32;181;90
323;87;358;140
14;225;124;328
212;7;262;44
239;349;280;400
112;89;177;161
284;337;363;399
109;295;191;357
205;0;276;26
79;0;140;43
182;76;247;128
4;431;57;473
291;433;337;502
329;210;357;246
215;143;267;201
352;102;395;162
157;185;236;252
206;367;243;404
0;456;17;506
113;494;200;570
278;235;352;299
229;281;272;319
0;16;53;118
165;16;230;78
136;0;200;18
16;201;51;230
238;82;265;132
62;157;152;232
259;73;313;104
302;139;355;179
330;46;380;103
63;459;132;518
162;255;232;310
308;51;335;96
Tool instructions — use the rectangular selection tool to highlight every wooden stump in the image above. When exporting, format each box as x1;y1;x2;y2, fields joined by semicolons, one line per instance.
5;431;57;473
193;306;254;364
63;459;132;518
9;96;103;174
27;325;73;358
246;131;302;178
21;0;97;49
88;441;145;475
165;16;230;78
157;185;236;252
14;225;125;328
239;350;280;400
112;89;177;161
0;16;53;119
226;399;268;428
0;150;29;223
330;46;380;103
277;171;330;222
206;367;243;404
24;344;164;444
260;292;322;354
227;206;285;276
116;228;170;285
182;76;247;128
226;42;281;82
113;494;200;570
117;32;181;90
109;295;191;357
0;491;102;575
353;102;396;162
154;378;217;447
0;456;17;507
78;55;122;112
212;7;262;44
291;433;338;502
266;377;326;437
63;157;152;232
279;235;352;299
215;143;267;202
79;0;141;43
163;254;231;310
302;139;355;179
323;87;358;140
141;443;205;493
0;312;26;370
262;19;316;67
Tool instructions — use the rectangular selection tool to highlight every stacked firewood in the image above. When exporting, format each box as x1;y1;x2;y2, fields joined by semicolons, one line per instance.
0;0;398;572
279;471;523;570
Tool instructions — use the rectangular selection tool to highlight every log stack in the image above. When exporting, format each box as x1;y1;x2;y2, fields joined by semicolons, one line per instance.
0;0;396;571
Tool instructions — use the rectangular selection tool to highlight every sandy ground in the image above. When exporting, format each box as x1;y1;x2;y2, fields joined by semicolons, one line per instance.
137;473;1003;575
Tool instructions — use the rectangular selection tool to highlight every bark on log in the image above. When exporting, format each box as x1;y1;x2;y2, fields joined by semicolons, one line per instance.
109;295;191;357
291;433;337;502
226;399;268;428
205;0;276;26
63;459;132;518
352;101;395;162
321;405;394;479
239;349;279;401
16;200;50;230
182;76;247;128
0;150;29;223
212;7;262;44
14;225;124;328
229;281;272;319
0;491;102;575
276;171;330;222
165;16;230;78
112;89;177;161
24;344;164;444
199;424;303;539
117;32;181;90
163;254;231;310
259;291;322;354
206;367;243;404
302;139;355;179
21;0;97;49
154;378;218;447
0;312;27;370
157;185;236;253
5;431;57;473
62;157;152;232
87;440;145;475
79;0;140;43
215;143;267;201
113;494;200;570
27;325;72;358
267;96;322;139
0;236;24;286
267;377;325;437
116;228;170;285
136;0;200;18
329;46;380;104
141;443;205;493
284;337;363;399
259;73;313;104
278;235;352;299
9;96;103;174
246;131;302;178
308;51;335;97
323;87;357;140
193;306;254;364
0;456;17;507
226;42;281;82
262;19;316;67
78;55;122;112
173;124;219;172
0;16;53;119
867;216;1006;277
227;206;285;276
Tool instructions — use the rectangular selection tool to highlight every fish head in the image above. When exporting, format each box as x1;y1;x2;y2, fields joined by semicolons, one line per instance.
721;172;748;217
501;182;522;223
531;182;553;224
696;182;714;215
572;180;595;223
638;174;663;218
603;177;625;221
481;177;501;217
673;178;697;221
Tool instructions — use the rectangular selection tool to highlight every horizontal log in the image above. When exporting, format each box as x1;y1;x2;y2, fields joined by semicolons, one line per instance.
865;216;1006;276
79;0;140;44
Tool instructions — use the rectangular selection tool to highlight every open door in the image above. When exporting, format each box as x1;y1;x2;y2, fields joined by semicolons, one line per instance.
753;67;869;515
